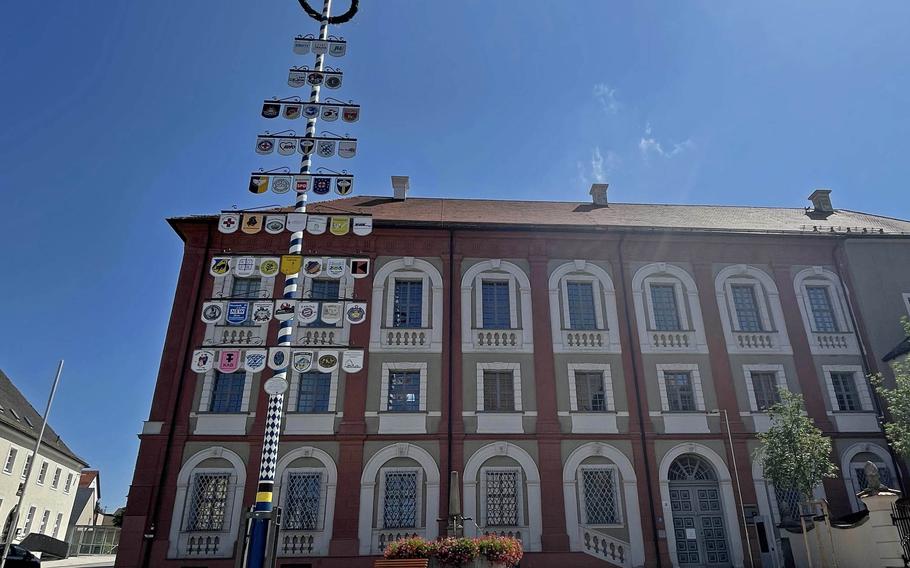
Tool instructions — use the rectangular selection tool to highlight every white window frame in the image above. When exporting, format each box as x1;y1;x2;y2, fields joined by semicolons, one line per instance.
52;512;63;538
385;272;430;328
302;271;353;301
198;369;254;413
380;363;428;412
822;365;873;412
21;454;32;480
288;368;340;413
742;364;788;412
24;505;36;533
567;364;615;412
476;363;522;412
3;447;16;474
38;509;50;534
377;466;424;530
645;277;689;331
725;279;773;332
479;466;524;528
656;364;705;412
212;257;277;300
475;273;518;329
279;467;327;531
795;268;851;334
64;472;73;494
182;468;236;532
577;464;623;527
36;460;47;485
52;466;62;490
560;276;605;330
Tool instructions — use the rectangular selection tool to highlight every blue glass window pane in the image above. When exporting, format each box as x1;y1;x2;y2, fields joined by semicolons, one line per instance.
807;286;838;332
731;285;762;332
482;281;511;328
567;281;598;330
393;280;423;328
650;284;682;331
388;371;420;412
297;372;331;413
210;372;245;413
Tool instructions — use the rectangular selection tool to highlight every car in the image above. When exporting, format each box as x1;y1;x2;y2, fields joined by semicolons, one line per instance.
0;544;40;567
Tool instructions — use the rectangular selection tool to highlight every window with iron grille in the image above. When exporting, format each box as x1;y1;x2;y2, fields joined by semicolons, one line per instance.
481;280;511;328
731;284;763;332
751;372;781;412
231;277;262;299
484;469;520;527
393;280;423;328
854;463;893;490
575;371;606;412
807;286;838;332
382;470;418;529
775;487;801;523
581;467;620;525
830;371;861;411
284;471;323;530
210;372;245;413
3;448;16;473
665;372;696;412
186;472;230;531
483;371;515;411
388;371;420;412
309;279;340;300
650;284;682;331
297;372;331;413
567;281;598;330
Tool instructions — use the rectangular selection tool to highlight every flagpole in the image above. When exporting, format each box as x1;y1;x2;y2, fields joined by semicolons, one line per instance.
244;1;331;567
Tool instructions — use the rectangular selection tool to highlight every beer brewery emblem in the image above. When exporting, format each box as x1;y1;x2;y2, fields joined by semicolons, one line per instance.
226;301;249;325
210;257;231;277
324;74;342;89
261;102;280;118
342;106;360;122
297;301;318;324
268;347;290;370
294;174;312;193
312;40;328;54
293;36;311;54
251;301;273;324
278;139;297;156
342;349;364;372
335;176;353;195
345;302;367;324
306;215;327;234
303;104;320;119
338;140;357;159
321;106;339;121
326;258;346;278
255;137;275;154
307;71;324;86
234;256;256;277
280;255;302;275
352;217;372;236
317;351;339;372
218;212;240;233
241;214;262;234
330;216;350;235
320;302;342;324
264;217;285;235
218;350;241;372
286;212;308;232
191;349;215;372
313;176;332;194
329;42;347;57
259;256;280;276
283;104;302;120
274;299;297;321
288;69;307;87
350;258;370;278
292;351;314;373
271;175;292;194
244;350;268;373
317;140;336;158
249;175;269;194
303;257;323;276
298;138;316;155
201;301;224;324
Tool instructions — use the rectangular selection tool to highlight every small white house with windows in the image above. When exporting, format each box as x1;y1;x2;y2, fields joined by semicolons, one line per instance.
0;370;87;545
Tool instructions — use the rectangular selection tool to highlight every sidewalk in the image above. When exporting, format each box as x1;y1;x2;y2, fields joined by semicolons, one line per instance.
42;555;116;567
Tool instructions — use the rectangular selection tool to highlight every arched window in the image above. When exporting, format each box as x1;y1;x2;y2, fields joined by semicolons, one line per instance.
370;257;443;352
667;455;717;481
793;267;860;355
715;265;792;354
841;443;897;511
461;260;533;353
548;261;621;353
631;263;708;353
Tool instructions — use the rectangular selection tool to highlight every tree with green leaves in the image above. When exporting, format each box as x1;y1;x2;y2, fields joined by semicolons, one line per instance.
871;319;910;459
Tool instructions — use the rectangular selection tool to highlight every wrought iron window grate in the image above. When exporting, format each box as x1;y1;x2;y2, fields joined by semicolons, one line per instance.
383;471;418;529
187;473;230;531
284;471;322;530
485;470;520;527
582;468;619;524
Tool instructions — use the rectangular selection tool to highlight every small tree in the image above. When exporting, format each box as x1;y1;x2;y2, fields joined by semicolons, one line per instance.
871;318;910;458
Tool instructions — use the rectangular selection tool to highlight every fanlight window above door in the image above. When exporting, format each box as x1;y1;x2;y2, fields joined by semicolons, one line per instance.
667;455;717;482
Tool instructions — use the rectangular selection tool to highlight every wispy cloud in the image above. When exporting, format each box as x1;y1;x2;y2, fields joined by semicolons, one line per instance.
593;83;620;114
577;146;619;186
639;123;692;159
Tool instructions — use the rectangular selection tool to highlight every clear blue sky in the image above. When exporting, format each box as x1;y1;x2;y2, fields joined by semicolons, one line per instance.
2;1;909;508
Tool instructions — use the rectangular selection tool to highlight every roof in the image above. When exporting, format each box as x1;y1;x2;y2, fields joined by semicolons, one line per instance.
172;196;910;236
0;370;86;466
884;337;910;363
79;470;100;491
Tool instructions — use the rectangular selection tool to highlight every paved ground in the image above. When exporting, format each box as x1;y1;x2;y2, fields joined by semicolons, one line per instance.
42;555;116;567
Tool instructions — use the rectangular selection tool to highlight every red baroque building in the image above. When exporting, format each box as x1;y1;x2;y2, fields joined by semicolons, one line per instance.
116;186;910;568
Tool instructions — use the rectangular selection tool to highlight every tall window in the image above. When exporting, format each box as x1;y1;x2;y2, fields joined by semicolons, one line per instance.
581;468;620;525
731;285;762;332
22;454;32;479
284;471;322;530
650;284;681;331
297;372;331;413
485;469;520;527
393;280;423;328
52;467;61;489
567;281;597;330
751;372;781;411
807;286;837;332
854;462;893;490
231;277;262;299
38;510;50;534
52;513;63;538
830;372;861;411
186;473;230;531
483;371;515;411
575;372;606;412
36;461;48;484
382;470;418;529
209;372;245;413
665;372;695;412
3;448;16;473
387;371;420;412
64;473;74;493
309;279;339;300
23;506;35;534
481;280;511;328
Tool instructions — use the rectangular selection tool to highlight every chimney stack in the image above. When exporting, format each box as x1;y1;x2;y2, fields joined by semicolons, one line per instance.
391;176;409;200
808;189;833;213
590;183;609;206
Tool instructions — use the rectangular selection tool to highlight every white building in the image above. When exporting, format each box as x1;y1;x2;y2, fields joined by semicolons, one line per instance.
0;370;87;543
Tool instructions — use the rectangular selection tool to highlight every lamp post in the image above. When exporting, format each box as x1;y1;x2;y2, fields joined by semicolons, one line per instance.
712;408;754;568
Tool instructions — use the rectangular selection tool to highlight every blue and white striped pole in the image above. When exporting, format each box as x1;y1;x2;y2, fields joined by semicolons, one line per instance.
245;1;332;566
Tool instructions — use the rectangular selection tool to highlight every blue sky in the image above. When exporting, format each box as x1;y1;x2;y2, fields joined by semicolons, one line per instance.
2;1;909;508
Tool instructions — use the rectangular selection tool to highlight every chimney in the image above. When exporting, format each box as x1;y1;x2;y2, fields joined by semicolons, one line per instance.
808;188;833;213
391;176;409;200
590;183;609;206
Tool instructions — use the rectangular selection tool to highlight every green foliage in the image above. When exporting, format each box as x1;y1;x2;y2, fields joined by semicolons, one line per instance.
756;390;837;501
872;318;910;457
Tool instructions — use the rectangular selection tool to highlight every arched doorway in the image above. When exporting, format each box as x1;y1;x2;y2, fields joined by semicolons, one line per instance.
668;455;731;566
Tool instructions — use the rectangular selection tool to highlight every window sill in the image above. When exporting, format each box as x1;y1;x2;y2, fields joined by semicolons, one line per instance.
476;412;524;434
827;411;879;433
378;413;427;434
193;413;249;435
660;412;709;434
569;412;618;434
285;413;336;435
